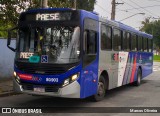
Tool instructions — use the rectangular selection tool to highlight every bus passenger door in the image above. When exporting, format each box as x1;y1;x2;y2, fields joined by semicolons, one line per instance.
81;18;99;98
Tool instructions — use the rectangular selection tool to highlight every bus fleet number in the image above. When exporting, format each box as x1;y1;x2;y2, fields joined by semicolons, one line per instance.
46;78;58;83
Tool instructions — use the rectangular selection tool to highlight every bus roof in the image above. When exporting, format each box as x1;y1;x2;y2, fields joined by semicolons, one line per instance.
25;8;74;13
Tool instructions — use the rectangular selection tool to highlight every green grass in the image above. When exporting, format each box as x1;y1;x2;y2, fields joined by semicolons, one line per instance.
154;55;160;62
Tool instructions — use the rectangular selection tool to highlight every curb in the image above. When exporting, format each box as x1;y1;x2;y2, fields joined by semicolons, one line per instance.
0;78;14;97
0;91;14;97
0;91;21;97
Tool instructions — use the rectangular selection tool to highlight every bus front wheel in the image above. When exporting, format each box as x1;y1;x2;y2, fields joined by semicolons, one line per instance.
91;76;106;101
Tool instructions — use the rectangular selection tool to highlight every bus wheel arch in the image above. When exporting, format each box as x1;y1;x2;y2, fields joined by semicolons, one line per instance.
100;70;109;90
139;66;142;77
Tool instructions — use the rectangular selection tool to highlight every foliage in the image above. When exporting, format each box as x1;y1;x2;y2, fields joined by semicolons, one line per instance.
0;25;7;38
154;55;160;62
140;18;160;52
0;20;12;38
77;0;95;11
0;0;96;37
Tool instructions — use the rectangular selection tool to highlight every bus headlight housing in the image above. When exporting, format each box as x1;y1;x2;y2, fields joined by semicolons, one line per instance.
15;75;21;84
63;73;80;87
14;72;20;84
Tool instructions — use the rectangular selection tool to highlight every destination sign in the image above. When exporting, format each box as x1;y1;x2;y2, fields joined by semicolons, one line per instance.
23;11;77;21
36;13;60;21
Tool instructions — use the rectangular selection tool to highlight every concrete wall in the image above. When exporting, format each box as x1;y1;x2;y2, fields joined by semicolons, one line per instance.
0;39;16;78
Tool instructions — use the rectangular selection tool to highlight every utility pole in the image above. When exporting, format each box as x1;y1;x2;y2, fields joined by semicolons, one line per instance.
41;0;48;8
111;0;124;20
73;0;77;9
111;0;116;20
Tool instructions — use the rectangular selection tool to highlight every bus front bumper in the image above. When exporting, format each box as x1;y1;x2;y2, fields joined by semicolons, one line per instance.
13;79;80;98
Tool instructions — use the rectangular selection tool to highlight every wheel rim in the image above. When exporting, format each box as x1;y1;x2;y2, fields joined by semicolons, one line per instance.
98;82;105;96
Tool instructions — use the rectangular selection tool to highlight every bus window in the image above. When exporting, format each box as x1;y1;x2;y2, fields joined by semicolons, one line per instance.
113;28;122;51
142;37;144;52
138;36;142;51
101;25;112;50
83;30;97;67
123;31;130;51
143;38;148;52
131;34;137;51
83;31;87;53
84;30;97;54
148;39;153;52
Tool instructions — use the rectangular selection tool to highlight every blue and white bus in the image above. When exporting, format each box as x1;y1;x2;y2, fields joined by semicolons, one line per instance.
7;8;153;101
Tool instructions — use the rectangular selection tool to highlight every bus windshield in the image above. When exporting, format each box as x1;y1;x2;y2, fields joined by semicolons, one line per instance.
17;26;80;64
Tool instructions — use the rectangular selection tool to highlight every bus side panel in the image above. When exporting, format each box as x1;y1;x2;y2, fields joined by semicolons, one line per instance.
98;51;119;90
126;52;153;83
122;52;133;85
99;51;153;88
81;60;99;98
138;52;153;79
121;51;153;85
117;51;136;86
128;52;138;84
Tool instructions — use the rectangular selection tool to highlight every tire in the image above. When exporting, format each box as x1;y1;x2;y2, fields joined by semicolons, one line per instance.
134;68;142;86
90;76;106;102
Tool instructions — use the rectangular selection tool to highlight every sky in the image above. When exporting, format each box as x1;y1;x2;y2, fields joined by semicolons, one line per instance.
94;0;160;30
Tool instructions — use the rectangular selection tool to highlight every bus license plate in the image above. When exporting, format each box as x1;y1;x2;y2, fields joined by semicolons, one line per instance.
34;87;45;92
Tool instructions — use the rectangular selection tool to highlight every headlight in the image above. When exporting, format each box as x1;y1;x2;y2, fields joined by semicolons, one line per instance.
62;73;79;87
14;71;16;77
71;74;79;81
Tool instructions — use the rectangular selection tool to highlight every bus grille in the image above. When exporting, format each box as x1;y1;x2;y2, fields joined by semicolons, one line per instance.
22;83;61;92
15;61;69;75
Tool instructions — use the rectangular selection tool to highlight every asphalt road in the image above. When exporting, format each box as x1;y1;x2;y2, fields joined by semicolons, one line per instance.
0;63;160;115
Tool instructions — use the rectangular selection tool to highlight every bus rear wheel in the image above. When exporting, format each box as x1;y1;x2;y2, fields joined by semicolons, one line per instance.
91;76;106;101
134;68;142;86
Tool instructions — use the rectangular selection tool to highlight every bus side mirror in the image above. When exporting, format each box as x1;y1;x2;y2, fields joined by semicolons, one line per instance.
7;27;17;52
7;31;11;46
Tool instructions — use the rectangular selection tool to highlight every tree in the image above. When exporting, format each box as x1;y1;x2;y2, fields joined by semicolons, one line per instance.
0;0;96;37
140;18;160;53
140;18;150;32
0;0;30;37
77;0;95;11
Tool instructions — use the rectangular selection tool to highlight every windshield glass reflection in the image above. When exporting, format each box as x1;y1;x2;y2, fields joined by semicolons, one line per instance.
17;26;80;64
